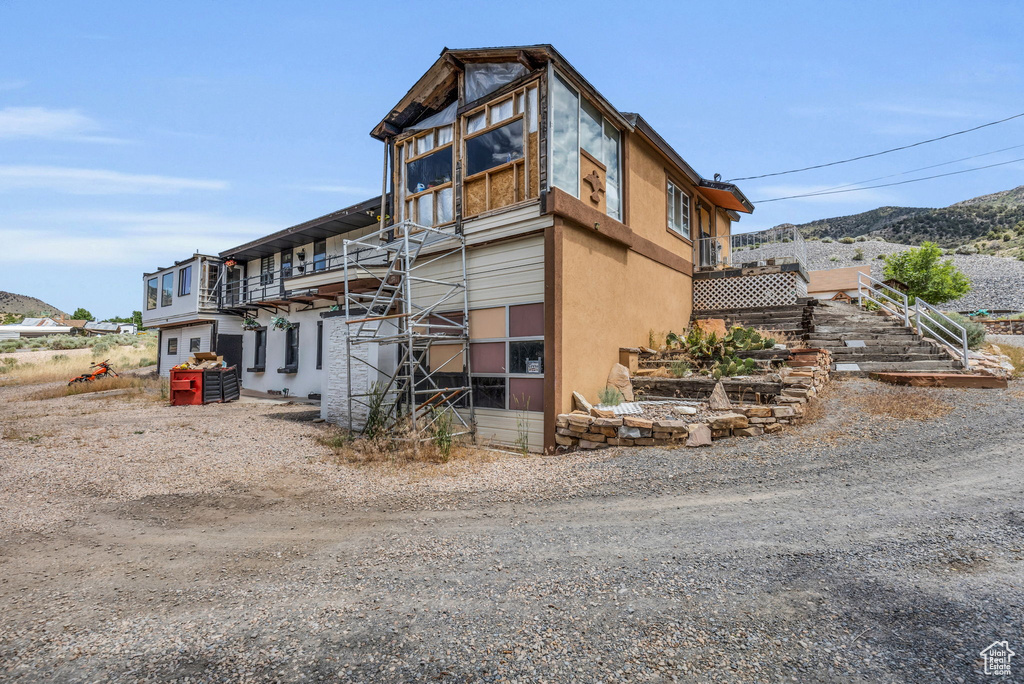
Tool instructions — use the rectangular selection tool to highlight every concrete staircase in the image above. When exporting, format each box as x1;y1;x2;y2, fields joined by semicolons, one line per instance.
693;298;963;375
807;300;962;374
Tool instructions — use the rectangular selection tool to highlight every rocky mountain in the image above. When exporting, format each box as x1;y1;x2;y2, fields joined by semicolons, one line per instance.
775;185;1024;249
0;291;68;318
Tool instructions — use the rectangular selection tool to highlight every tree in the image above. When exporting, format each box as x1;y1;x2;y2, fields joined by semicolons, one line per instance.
882;242;971;305
71;307;94;321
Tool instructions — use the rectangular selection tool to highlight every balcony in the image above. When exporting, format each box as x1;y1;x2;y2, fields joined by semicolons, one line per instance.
694;225;808;275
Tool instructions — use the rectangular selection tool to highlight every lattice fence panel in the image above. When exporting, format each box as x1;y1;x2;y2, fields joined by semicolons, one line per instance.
694;272;802;311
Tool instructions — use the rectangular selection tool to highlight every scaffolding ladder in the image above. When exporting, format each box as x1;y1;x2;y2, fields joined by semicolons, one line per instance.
340;220;474;440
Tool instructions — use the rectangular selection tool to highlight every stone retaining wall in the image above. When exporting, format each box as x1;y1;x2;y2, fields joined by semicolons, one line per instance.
979;319;1024;335
555;350;832;451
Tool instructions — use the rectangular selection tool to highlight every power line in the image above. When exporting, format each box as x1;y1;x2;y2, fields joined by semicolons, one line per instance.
727;111;1024;182
752;155;1024;203
798;142;1024;194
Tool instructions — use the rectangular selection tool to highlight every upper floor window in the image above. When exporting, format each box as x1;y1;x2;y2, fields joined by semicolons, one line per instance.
146;278;157;310
161;272;173;307
550;71;622;221
178;265;192;296
313;240;327;272
667;180;691;237
260;255;274;286
281;250;292;279
401;125;453;227
461;83;538;217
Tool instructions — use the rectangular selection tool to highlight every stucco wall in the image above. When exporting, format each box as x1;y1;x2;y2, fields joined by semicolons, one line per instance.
555;222;693;413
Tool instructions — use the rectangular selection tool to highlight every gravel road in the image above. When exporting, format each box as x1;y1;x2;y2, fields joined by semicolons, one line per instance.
1;379;1022;682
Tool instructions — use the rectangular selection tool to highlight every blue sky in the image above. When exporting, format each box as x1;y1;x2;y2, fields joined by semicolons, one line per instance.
1;0;1022;318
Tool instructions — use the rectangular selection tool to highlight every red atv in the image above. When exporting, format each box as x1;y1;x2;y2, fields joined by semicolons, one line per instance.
69;360;119;385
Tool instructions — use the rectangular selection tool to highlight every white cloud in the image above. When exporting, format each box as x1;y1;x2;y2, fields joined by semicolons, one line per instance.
0;211;280;265
0;165;228;194
0;106;125;142
0;80;28;92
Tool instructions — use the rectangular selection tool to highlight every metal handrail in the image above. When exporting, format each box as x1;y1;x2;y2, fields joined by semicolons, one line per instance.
857;272;910;327
857;272;970;368
914;298;970;368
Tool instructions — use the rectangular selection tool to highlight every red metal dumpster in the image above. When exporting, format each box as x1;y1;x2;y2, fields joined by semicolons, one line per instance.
169;369;204;406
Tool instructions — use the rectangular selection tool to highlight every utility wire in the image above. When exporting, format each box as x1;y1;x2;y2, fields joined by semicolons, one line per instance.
811;143;1024;193
752;155;1024;203
727;111;1024;182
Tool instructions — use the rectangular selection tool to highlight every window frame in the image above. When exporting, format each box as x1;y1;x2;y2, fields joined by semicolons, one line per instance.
161;272;173;307
249;327;267;372
189;337;201;353
547;67;623;220
146;278;158;310
283;323;300;370
666;177;692;242
312;240;327;273
400;125;455;228
178;264;192;296
316;320;323;370
467;302;544;413
166;337;178;355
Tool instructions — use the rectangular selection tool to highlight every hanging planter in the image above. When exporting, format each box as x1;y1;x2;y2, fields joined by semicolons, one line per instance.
242;316;260;331
271;316;295;331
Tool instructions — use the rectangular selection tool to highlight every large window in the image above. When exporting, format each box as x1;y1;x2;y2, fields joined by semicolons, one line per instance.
146;278;157;310
464;303;544;413
461;83;538;218
667;179;691;237
161;272;173;307
401;125;453;227
550;71;622;220
178;265;192;296
313;240;326;273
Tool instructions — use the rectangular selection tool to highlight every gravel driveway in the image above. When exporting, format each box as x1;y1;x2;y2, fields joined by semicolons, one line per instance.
1;379;1022;682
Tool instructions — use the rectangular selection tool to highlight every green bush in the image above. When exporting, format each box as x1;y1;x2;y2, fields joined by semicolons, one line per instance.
856;236;867;242
598;386;624;406
852;248;865;261
822;237;834;243
839;237;856;244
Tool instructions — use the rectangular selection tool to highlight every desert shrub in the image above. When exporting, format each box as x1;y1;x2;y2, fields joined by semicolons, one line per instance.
821;237;834;243
598;386;624;406
918;311;985;350
431;408;455;462
830;256;839;262
852;248;865;261
670;360;691;378
856;236;867;242
2;357;17;369
839;237;856;244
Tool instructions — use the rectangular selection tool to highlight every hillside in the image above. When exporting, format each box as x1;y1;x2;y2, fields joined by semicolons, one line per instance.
777;185;1024;252
0;291;68;318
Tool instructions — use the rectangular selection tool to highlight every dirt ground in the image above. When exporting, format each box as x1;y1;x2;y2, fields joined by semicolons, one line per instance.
1;377;1022;682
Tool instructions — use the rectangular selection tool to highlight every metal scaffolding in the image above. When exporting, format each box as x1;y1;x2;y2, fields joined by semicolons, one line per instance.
341;220;474;440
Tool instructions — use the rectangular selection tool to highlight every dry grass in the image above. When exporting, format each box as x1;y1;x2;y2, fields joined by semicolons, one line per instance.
994;342;1024;380
0;344;156;387
750;326;806;349
28;374;164;401
315;425;495;472
851;385;954;421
